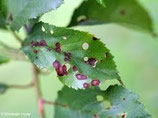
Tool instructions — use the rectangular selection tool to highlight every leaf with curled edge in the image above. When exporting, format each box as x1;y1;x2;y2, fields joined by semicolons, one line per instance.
22;22;120;89
1;0;63;31
54;85;151;118
68;0;153;33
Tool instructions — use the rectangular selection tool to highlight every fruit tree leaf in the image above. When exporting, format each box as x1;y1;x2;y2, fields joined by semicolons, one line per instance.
54;85;151;118
1;0;63;31
0;83;8;94
68;0;153;32
22;22;120;89
96;0;106;8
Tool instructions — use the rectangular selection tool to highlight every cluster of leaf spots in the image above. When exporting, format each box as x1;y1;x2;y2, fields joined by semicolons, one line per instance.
54;85;151;118
68;0;153;32
0;0;63;30
22;22;119;89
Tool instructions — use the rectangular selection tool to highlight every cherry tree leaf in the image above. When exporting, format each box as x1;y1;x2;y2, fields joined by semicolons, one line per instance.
54;85;151;118
1;0;63;30
22;22;120;89
68;0;153;32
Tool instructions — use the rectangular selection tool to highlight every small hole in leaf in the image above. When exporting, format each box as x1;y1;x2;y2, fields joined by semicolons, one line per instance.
77;15;87;22
82;43;89;50
65;63;71;70
84;57;88;61
50;30;54;34
102;100;111;110
42;26;46;32
63;36;67;40
96;95;104;102
105;52;109;58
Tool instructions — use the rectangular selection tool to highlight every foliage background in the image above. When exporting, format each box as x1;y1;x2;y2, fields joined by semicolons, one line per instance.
0;0;158;117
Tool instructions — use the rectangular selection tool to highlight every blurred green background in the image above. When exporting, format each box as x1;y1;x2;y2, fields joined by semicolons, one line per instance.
0;0;158;118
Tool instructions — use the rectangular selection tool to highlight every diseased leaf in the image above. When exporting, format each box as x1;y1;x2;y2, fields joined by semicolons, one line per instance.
54;85;151;118
96;0;106;7
22;22;119;89
0;55;9;64
0;83;8;94
69;0;153;32
1;0;63;30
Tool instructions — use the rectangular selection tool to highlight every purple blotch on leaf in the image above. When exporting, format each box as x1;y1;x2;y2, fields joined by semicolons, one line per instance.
76;74;88;80
91;79;100;86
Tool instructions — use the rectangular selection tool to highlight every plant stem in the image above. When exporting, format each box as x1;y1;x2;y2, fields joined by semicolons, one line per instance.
9;81;34;89
33;65;46;118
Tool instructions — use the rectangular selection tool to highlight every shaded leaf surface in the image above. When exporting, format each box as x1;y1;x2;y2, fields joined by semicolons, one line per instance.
22;22;119;89
69;0;153;32
54;85;151;118
1;0;63;30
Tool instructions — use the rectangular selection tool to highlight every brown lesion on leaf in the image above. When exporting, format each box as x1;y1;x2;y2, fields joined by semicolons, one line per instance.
120;10;126;16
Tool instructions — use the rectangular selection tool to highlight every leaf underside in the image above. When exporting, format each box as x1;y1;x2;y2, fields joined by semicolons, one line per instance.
68;0;153;32
54;85;151;118
22;22;120;89
0;0;63;30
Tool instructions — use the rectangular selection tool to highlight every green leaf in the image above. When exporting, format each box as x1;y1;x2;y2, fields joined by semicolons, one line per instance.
54;85;151;118
1;0;63;31
0;55;9;64
0;83;8;94
68;0;153;32
0;0;7;29
96;0;106;7
22;22;119;89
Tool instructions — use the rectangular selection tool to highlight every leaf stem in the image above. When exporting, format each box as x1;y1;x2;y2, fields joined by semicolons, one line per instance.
9;81;34;89
33;65;46;118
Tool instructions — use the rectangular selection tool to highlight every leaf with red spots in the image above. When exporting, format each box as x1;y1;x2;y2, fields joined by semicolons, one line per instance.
22;22;119;89
0;0;63;30
54;85;151;118
68;0;153;32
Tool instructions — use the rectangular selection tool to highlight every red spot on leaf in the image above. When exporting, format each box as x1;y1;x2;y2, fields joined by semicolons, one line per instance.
83;83;89;89
91;79;100;86
76;74;88;80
